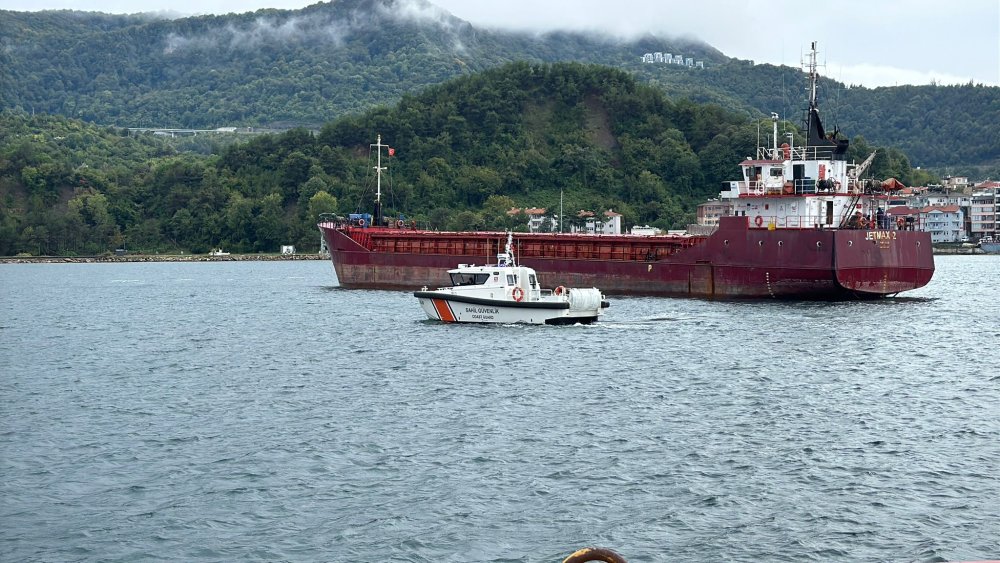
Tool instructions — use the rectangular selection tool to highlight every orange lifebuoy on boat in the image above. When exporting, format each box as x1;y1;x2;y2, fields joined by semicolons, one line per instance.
754;215;764;227
554;285;566;296
512;287;525;302
396;219;404;228
357;218;366;227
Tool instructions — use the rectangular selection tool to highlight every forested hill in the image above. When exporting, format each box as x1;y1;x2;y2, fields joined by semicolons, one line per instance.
1;0;998;169
0;0;719;128
0;63;930;257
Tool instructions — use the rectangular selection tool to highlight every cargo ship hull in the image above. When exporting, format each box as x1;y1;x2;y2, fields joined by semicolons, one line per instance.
319;216;934;299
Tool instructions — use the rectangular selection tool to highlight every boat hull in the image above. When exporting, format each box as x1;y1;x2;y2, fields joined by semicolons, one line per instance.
415;292;600;325
320;217;934;299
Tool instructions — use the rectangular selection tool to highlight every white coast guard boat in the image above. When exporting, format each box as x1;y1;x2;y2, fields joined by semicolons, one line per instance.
414;233;609;325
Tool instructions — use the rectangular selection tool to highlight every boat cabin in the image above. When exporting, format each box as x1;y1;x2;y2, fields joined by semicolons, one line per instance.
448;262;540;298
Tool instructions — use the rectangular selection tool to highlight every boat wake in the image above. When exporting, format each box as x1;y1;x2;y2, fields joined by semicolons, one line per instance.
594;314;695;329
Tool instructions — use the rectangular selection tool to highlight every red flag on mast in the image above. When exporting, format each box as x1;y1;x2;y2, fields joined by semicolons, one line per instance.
388;147;395;156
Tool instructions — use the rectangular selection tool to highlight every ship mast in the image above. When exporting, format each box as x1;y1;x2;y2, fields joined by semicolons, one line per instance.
805;41;822;143
372;134;387;226
807;41;819;110
803;41;848;160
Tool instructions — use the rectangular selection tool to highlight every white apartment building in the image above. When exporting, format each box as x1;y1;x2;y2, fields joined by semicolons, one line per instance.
572;209;622;235
919;205;964;243
697;199;732;227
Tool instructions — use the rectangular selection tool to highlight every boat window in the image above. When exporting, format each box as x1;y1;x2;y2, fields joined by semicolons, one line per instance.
506;274;514;285
770;168;784;177
529;274;537;287
449;273;490;286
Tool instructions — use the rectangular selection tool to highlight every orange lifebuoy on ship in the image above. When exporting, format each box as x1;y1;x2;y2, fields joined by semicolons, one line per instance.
754;215;764;227
396;219;404;228
512;287;525;302
554;285;566;296
357;218;366;227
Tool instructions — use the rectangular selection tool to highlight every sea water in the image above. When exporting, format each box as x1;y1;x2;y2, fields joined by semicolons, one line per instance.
1;256;998;562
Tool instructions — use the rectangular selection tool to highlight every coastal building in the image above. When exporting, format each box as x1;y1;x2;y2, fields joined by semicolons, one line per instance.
943;176;970;192
697;199;732;227
640;52;705;68
507;207;555;233
970;183;998;241
919;205;964;243
571;209;622;235
524;207;552;233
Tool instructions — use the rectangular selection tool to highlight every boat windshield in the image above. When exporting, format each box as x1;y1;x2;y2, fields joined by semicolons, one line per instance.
450;272;490;286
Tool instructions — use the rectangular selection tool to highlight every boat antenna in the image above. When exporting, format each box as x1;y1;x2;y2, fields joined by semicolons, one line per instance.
771;112;779;158
497;231;517;267
372;134;387;226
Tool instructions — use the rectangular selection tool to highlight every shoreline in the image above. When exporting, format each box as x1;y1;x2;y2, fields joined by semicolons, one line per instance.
0;254;327;264
931;246;993;255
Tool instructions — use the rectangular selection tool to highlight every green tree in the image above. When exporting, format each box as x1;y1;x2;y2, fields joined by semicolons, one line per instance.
307;190;339;221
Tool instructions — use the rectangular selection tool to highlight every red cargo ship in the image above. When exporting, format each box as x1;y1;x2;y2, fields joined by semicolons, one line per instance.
318;43;934;299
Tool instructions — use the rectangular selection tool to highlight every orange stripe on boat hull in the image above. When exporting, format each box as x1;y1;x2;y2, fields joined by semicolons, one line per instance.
432;299;456;322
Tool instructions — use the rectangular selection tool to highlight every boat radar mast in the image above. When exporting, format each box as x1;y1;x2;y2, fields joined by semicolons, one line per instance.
803;41;849;160
372;134;389;226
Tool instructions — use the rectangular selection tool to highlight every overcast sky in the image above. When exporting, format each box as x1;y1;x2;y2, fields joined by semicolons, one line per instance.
3;0;998;88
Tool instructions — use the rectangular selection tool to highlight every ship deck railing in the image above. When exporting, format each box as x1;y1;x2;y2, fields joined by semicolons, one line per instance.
756;145;840;161
737;179;864;197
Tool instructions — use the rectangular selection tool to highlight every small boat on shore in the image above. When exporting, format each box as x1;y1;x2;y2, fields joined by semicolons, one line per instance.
977;236;1000;254
414;234;609;325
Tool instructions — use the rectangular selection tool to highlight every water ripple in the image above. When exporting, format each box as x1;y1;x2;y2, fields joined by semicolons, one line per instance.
1;257;999;561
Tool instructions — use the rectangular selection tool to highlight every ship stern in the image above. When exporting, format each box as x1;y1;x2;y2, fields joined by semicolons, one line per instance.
833;230;934;296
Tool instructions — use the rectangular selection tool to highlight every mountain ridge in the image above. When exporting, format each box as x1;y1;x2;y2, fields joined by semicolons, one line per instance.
1;0;997;169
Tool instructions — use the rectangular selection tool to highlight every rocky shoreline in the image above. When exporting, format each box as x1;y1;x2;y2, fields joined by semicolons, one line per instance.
0;253;326;264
